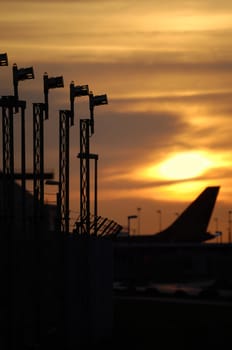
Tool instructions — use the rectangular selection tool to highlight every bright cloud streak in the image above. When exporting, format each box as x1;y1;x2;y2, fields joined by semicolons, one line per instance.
155;152;213;180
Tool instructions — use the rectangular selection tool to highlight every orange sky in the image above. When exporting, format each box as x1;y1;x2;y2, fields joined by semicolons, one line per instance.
1;0;232;240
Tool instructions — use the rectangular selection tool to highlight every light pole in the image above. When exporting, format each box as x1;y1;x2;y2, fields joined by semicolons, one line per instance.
0;51;8;232
89;91;108;135
91;154;99;236
33;72;64;219
13;63;34;105
33;73;64;347
228;210;232;243
70;81;89;125
13;63;35;232
127;215;138;236
137;207;141;235
78;90;108;235
43;72;64;119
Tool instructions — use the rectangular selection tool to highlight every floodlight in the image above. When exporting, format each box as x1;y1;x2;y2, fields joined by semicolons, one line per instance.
44;73;64;91
92;94;108;106
89;92;108;134
13;63;34;82
13;63;35;111
0;53;8;66
70;81;89;125
70;82;89;98
43;72;64;119
89;92;108;110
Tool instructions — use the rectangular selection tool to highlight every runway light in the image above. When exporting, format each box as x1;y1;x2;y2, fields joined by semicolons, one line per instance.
0;53;8;66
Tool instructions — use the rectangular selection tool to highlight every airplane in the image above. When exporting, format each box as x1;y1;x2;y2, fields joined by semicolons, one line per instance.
113;186;221;243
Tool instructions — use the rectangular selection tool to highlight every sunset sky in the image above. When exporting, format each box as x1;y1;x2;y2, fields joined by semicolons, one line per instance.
1;0;232;240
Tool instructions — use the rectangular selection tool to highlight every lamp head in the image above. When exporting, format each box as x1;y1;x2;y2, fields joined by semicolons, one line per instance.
70;83;89;98
43;73;64;119
44;73;64;90
0;53;8;66
92;94;108;107
13;64;34;82
69;82;89;125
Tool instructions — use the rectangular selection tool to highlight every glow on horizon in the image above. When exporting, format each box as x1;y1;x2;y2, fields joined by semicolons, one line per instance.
157;152;213;180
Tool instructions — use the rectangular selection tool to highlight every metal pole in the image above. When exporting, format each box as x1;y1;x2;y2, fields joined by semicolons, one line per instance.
94;156;97;235
65;113;70;234
59;110;71;234
33;102;46;347
79;119;90;235
21;103;27;233
137;207;141;235
0;96;15;349
86;135;90;235
228;211;231;244
128;216;130;235
93;155;98;236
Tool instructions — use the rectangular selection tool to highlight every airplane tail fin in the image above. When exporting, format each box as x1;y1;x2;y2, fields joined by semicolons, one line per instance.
154;186;220;243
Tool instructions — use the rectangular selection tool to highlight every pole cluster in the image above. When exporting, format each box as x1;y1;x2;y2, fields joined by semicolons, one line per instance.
0;52;122;237
0;52;120;349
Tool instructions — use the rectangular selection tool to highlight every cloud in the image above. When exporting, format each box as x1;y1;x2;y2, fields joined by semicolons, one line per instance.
92;108;188;166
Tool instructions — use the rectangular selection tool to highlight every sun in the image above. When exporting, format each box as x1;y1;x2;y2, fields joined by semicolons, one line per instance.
157;151;213;180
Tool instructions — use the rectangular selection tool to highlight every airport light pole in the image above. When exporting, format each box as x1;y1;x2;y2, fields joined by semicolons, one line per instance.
43;72;64;119
13;63;34;106
228;210;232;243
59;109;73;234
89;91;108;135
33;72;64;347
70;81;89;125
78;91;108;235
33;73;64;224
91;153;99;236
137;207;141;235
127;215;138;236
13;63;35;232
0;52;8;225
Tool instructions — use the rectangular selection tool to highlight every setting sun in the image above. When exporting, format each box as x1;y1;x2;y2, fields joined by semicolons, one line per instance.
158;152;213;180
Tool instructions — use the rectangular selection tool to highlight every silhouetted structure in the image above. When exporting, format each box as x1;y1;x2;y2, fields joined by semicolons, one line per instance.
0;54;117;349
115;186;220;243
